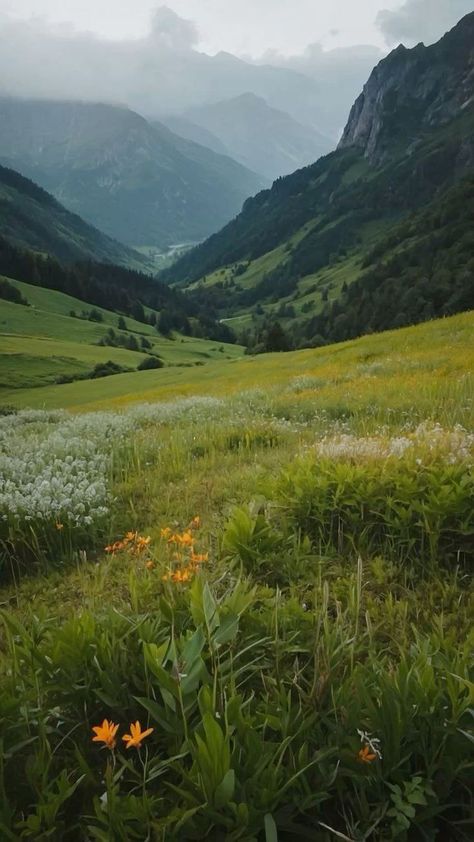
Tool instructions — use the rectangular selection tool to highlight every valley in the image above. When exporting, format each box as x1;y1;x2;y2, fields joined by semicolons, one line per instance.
0;8;473;841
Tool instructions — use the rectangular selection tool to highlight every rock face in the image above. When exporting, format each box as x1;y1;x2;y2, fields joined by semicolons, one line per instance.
339;12;474;162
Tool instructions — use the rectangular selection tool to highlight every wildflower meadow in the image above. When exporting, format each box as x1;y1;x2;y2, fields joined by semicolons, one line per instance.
0;317;473;840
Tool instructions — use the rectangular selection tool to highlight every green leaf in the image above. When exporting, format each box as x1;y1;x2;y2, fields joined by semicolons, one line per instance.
214;769;235;808
264;812;278;842
203;583;219;632
212;612;239;647
135;696;176;734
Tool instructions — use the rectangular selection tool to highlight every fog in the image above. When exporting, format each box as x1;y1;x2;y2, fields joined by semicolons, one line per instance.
0;2;470;137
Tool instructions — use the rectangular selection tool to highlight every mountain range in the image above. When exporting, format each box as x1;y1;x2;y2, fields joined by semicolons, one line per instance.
0;98;265;249
163;93;333;181
163;12;474;347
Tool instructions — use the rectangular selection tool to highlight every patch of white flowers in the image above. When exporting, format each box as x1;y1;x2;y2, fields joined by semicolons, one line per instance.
313;422;474;464
0;396;230;529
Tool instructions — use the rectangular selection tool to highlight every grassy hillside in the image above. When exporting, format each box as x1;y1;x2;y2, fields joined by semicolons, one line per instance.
0;276;243;392
163;18;474;347
0;164;148;269
1;310;472;412
0;311;472;839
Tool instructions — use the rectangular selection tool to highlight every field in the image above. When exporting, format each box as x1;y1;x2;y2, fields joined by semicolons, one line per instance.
0;276;243;393
0;312;473;840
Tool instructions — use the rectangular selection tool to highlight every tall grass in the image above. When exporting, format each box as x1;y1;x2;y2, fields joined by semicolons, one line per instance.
0;318;473;838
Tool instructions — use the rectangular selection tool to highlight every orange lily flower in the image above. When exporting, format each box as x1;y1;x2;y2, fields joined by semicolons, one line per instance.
358;746;377;763
122;721;154;749
92;719;119;749
191;551;209;564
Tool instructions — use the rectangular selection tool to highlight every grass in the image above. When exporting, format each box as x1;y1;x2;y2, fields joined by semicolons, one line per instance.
2;310;472;413
0;277;244;392
0;312;472;839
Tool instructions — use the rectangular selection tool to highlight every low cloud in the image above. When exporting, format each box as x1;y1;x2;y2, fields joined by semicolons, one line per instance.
376;0;473;46
0;5;381;138
149;6;199;51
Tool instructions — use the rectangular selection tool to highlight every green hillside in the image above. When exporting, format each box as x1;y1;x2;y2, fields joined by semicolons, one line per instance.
0;164;148;269
2;309;471;411
163;15;474;348
0;276;243;393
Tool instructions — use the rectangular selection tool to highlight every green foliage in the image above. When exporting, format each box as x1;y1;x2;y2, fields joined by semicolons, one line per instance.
0;312;472;838
275;457;474;570
137;356;164;371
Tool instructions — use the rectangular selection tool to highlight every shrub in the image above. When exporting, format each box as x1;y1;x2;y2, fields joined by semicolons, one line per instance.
137;356;164;371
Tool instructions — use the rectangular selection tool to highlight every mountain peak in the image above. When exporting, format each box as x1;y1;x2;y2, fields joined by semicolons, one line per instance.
338;11;474;162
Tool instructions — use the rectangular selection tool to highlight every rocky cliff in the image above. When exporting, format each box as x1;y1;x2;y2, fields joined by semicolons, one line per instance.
339;12;474;162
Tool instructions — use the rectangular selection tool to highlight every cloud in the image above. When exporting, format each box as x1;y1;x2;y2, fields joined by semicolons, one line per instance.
149;6;199;51
376;0;473;46
0;6;382;139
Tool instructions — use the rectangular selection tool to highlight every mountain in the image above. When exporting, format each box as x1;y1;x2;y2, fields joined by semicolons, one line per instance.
163;13;474;346
0;98;266;249
158;115;229;157
339;13;474;162
167;94;333;180
0;164;147;268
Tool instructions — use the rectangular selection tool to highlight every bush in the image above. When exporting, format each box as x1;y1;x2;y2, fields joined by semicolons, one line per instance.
137;356;164;371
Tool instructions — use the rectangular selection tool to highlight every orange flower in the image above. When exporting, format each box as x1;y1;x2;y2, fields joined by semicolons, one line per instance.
135;536;151;553
122;721;154;750
358;746;377;763
145;560;155;570
191;551;208;564
172;567;192;582
55;522;64;531
92;719;119;749
160;527;172;539
189;516;201;530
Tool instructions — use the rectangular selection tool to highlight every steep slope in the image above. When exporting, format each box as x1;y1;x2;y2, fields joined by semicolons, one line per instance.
0;164;147;269
164;13;474;343
339;11;474;162
0;98;265;249
176;93;333;180
157;116;229;157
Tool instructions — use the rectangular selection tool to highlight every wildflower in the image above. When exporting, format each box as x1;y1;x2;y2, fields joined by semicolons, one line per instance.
189;516;201;529
358;746;377;763
122;721;154;750
135;536;151;553
172;567;192;583
125;531;138;543
145;560;155;570
160;527;172;539
191;551;209;564
92;719;119;750
55;522;64;530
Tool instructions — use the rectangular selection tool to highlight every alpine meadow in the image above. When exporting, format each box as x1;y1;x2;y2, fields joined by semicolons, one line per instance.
0;4;473;841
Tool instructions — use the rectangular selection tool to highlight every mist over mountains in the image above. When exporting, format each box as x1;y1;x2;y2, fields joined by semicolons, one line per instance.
0;7;380;143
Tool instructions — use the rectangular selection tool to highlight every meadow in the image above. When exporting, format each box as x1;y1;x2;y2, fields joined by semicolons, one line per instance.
0;312;473;840
0;276;243;393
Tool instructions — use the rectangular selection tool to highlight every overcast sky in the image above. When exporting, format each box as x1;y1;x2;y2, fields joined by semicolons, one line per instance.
3;0;472;57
